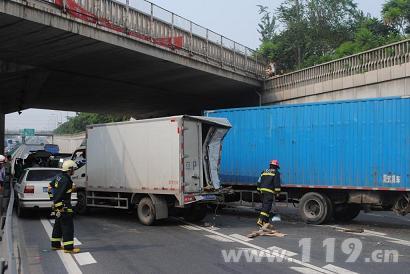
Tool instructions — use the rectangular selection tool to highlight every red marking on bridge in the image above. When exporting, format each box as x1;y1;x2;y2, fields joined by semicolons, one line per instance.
54;0;183;49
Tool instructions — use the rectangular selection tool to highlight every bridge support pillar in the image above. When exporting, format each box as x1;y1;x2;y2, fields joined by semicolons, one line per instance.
0;113;4;155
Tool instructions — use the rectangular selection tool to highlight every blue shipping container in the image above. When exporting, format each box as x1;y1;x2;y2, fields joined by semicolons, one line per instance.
206;97;410;191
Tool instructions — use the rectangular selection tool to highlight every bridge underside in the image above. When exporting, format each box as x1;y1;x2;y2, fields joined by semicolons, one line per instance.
0;1;261;117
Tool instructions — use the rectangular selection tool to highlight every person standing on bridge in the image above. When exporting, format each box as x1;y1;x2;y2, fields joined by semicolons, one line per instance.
256;160;281;227
48;160;80;253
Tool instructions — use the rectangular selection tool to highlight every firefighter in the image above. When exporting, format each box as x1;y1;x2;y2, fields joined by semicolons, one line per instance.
48;160;80;253
256;160;281;227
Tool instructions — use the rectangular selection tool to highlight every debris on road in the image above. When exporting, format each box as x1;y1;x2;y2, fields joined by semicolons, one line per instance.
334;227;364;233
247;223;286;238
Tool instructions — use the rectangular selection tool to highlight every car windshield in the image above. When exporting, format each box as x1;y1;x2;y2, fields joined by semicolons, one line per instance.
26;170;62;181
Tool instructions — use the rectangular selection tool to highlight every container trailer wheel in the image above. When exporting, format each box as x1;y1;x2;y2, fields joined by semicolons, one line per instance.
183;204;208;222
333;204;361;222
137;197;156;225
299;192;333;225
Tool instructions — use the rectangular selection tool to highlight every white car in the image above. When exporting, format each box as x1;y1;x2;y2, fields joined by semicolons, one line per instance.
14;168;78;217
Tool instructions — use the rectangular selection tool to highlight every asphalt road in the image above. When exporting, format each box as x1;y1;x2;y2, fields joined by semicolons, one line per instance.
11;145;410;274
14;203;410;274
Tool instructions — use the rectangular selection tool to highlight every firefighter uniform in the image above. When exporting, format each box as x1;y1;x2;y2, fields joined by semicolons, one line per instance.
257;164;281;226
48;172;75;251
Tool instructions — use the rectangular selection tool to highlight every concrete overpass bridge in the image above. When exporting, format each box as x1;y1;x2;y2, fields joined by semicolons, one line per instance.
0;0;265;117
263;39;410;104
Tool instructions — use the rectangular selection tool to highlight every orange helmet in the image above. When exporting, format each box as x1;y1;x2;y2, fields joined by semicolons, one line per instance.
270;160;279;167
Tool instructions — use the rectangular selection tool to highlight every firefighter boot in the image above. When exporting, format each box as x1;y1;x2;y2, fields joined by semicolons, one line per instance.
64;248;81;254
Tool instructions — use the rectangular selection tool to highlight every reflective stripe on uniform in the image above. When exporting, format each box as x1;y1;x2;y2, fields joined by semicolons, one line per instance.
261;172;275;177
66;208;73;213
51;238;62;242
274;188;281;192
49;194;54;198
260;211;269;217
66;189;72;193
54;202;63;207
63;241;74;246
259;188;274;193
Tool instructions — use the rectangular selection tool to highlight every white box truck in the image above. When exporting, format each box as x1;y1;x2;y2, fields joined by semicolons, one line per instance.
71;115;231;225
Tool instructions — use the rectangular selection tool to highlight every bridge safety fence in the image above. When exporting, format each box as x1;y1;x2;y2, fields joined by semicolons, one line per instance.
267;39;410;91
46;0;267;78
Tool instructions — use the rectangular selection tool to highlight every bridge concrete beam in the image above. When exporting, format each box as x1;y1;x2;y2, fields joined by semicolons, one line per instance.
0;0;261;87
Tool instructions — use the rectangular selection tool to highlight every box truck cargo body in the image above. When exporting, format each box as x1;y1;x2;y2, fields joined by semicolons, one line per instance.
73;116;231;225
205;97;410;224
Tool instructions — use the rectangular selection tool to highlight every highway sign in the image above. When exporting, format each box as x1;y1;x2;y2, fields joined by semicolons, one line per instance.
22;128;35;137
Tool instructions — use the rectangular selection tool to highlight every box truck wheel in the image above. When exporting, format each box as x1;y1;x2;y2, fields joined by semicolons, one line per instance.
333;204;361;222
75;190;88;215
299;192;333;225
183;204;207;222
138;197;156;226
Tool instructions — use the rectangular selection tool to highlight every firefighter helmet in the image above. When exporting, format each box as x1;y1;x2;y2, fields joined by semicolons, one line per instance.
0;155;5;164
62;160;77;172
270;160;279;167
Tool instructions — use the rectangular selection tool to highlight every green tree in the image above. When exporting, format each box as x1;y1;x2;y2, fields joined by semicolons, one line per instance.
382;0;410;34
54;113;130;134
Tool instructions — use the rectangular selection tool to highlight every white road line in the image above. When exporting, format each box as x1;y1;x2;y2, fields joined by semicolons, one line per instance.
327;225;410;247
179;225;202;231
268;246;298;257
290;267;324;274
229;233;253;242
181;220;338;274
74;252;97;266
74;238;82;246
205;234;235;242
323;264;359;274
40;219;82;274
388;239;410;247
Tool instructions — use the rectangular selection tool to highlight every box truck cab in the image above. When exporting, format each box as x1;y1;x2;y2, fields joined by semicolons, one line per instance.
72;116;231;225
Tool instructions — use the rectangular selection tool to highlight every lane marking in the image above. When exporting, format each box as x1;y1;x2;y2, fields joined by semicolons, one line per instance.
388;239;410;247
180;220;339;274
290;267;324;274
74;252;97;266
40;219;82;274
326;225;410;247
179;225;201;231
74;238;82;246
229;233;253;242
205;234;235;242
323;264;359;274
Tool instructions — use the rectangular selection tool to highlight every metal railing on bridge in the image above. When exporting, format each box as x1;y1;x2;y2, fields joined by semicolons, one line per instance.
267;39;410;91
51;0;267;78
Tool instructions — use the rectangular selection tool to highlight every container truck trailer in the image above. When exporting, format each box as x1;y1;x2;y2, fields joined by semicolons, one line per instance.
71;115;231;225
205;97;410;224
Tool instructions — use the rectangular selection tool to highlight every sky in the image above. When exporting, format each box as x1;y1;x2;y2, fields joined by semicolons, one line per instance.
5;0;386;131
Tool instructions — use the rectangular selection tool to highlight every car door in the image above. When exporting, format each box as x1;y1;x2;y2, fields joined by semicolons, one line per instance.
14;170;27;197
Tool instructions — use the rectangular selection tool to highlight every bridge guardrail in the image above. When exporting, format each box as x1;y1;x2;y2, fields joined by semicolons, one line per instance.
267;39;410;91
44;0;267;78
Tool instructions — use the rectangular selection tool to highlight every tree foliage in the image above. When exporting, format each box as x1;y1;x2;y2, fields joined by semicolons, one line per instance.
54;113;130;134
258;0;408;73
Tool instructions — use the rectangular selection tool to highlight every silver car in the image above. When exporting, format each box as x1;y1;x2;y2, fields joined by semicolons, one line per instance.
14;168;77;217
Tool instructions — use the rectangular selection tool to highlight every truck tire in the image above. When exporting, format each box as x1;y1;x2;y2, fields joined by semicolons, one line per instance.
333;204;361;222
137;197;156;226
75;191;88;215
299;192;333;225
183;204;208;222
